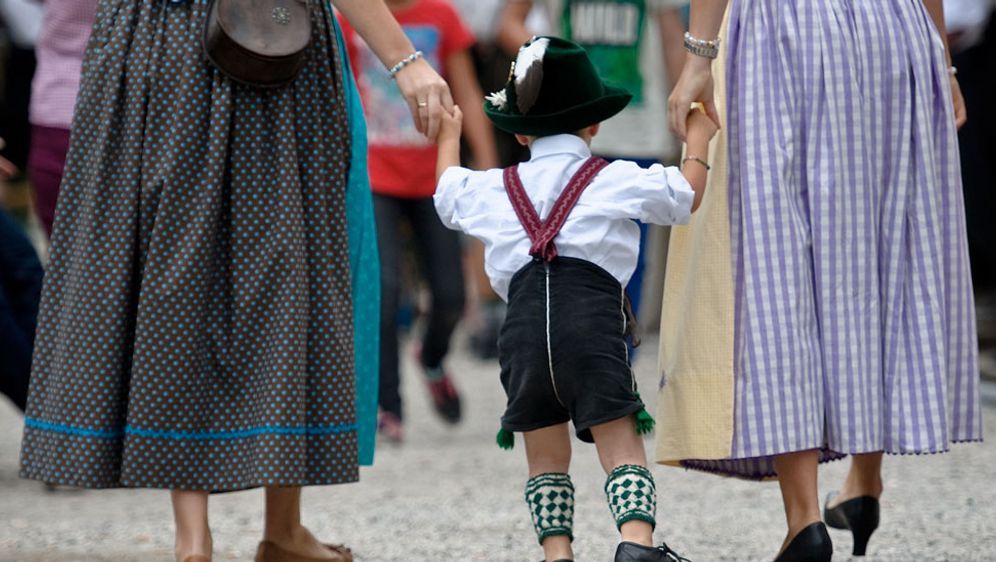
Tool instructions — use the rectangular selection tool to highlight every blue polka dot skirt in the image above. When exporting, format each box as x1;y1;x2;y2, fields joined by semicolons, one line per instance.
19;0;360;491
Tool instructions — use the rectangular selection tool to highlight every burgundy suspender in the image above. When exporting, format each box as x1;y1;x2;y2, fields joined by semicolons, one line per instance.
503;157;609;262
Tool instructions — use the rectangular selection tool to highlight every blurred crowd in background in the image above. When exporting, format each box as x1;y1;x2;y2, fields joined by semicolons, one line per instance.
0;0;993;427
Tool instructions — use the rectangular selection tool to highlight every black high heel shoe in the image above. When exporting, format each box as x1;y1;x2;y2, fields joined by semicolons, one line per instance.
773;522;833;562
823;493;880;556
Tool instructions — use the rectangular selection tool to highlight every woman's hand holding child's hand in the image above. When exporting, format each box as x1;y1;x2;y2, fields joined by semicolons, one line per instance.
686;106;719;145
437;105;464;144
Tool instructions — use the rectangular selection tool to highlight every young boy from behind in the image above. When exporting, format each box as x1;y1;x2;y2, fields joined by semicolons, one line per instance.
433;37;717;562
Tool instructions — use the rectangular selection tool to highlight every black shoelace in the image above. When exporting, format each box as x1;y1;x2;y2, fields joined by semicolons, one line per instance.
659;542;693;562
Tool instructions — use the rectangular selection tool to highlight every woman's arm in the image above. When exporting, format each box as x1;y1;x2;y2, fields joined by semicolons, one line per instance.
666;0;728;139
446;50;499;170
497;0;536;57
686;0;727;44
333;0;454;138
922;0;952;62
922;0;967;127
656;7;687;87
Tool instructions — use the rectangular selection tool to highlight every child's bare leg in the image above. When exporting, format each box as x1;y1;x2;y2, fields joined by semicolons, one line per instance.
590;416;654;547
523;424;574;562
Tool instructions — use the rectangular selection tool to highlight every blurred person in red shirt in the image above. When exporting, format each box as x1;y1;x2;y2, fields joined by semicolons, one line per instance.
339;0;499;442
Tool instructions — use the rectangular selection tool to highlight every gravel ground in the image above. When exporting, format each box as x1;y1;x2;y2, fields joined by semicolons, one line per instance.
1;334;994;562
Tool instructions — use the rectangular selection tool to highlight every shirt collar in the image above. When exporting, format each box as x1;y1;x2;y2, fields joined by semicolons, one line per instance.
529;134;592;161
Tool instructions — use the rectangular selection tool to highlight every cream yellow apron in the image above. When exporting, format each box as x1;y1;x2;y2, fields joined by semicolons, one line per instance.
655;12;736;465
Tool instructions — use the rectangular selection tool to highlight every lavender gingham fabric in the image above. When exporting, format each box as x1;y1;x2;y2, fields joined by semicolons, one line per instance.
683;0;983;479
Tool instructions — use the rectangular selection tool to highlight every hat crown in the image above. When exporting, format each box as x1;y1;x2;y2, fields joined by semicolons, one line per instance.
484;36;633;136
508;37;606;117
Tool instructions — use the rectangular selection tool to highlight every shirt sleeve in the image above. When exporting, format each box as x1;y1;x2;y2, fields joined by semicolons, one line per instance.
591;161;695;226
433;166;475;230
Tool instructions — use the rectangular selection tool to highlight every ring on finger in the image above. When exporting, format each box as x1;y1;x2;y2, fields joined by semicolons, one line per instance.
417;101;428;108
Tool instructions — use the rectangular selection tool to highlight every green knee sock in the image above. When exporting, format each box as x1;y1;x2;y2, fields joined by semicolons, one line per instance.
604;464;657;529
525;472;575;544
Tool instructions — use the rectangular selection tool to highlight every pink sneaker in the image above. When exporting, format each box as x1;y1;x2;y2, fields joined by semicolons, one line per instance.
377;411;404;444
424;369;462;424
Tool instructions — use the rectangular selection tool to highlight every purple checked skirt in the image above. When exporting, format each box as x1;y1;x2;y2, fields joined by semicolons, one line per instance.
683;0;983;479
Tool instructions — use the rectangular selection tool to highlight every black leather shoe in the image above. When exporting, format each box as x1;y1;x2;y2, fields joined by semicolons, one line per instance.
773;522;833;562
824;493;880;556
615;541;691;562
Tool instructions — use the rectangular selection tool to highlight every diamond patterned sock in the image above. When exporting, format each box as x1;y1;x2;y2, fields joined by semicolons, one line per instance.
604;464;657;529
525;472;575;544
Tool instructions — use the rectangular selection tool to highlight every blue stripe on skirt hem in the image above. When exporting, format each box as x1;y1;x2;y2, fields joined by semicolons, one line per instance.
24;417;357;441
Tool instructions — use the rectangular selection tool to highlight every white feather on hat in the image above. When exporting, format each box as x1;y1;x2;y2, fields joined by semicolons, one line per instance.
513;37;549;114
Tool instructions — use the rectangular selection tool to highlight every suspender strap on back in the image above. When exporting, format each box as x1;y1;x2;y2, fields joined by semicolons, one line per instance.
503;157;609;262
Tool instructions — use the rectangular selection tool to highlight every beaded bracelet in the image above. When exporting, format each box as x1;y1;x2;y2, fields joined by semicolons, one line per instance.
682;156;711;171
684;32;720;60
389;51;424;79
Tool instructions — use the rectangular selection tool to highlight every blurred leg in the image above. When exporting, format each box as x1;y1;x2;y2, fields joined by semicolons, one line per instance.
374;194;404;420
408;197;465;370
0;210;42;411
27;125;71;237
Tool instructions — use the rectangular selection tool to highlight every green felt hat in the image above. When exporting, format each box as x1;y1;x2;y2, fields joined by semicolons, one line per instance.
484;36;632;136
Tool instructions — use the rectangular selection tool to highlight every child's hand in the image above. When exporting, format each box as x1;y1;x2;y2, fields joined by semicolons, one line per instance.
686;105;720;144
436;105;464;144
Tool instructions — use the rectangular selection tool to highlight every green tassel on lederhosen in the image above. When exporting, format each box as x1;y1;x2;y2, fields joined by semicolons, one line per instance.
634;393;655;435
497;427;515;450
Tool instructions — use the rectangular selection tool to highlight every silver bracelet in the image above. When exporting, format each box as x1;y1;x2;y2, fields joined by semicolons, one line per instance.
682;156;711;171
948;66;958;77
684;32;720;60
389;51;423;79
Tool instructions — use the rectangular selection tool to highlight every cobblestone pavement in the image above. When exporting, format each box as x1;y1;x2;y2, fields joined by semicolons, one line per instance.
1;335;994;562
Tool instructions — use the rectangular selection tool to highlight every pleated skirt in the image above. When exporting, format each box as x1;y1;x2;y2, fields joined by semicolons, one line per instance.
683;0;983;479
20;0;359;491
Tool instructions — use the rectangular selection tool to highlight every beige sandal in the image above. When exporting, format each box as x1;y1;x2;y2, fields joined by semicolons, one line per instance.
254;540;353;562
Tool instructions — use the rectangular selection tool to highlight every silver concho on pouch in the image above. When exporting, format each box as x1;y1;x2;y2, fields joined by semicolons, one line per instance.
272;6;291;25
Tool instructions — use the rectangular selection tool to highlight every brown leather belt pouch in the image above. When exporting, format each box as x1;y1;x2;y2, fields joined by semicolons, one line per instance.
203;0;311;88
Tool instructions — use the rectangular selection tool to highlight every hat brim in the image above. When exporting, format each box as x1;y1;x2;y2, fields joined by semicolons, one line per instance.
485;85;633;136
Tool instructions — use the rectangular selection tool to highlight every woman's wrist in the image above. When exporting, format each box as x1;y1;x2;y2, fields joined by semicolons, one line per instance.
683;52;714;71
388;51;424;79
683;32;721;60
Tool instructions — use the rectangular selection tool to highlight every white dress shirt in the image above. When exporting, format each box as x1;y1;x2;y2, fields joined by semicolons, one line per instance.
434;134;694;301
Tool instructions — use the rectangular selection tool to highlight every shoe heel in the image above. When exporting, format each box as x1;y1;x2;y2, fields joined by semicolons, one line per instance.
824;494;880;557
851;521;876;556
